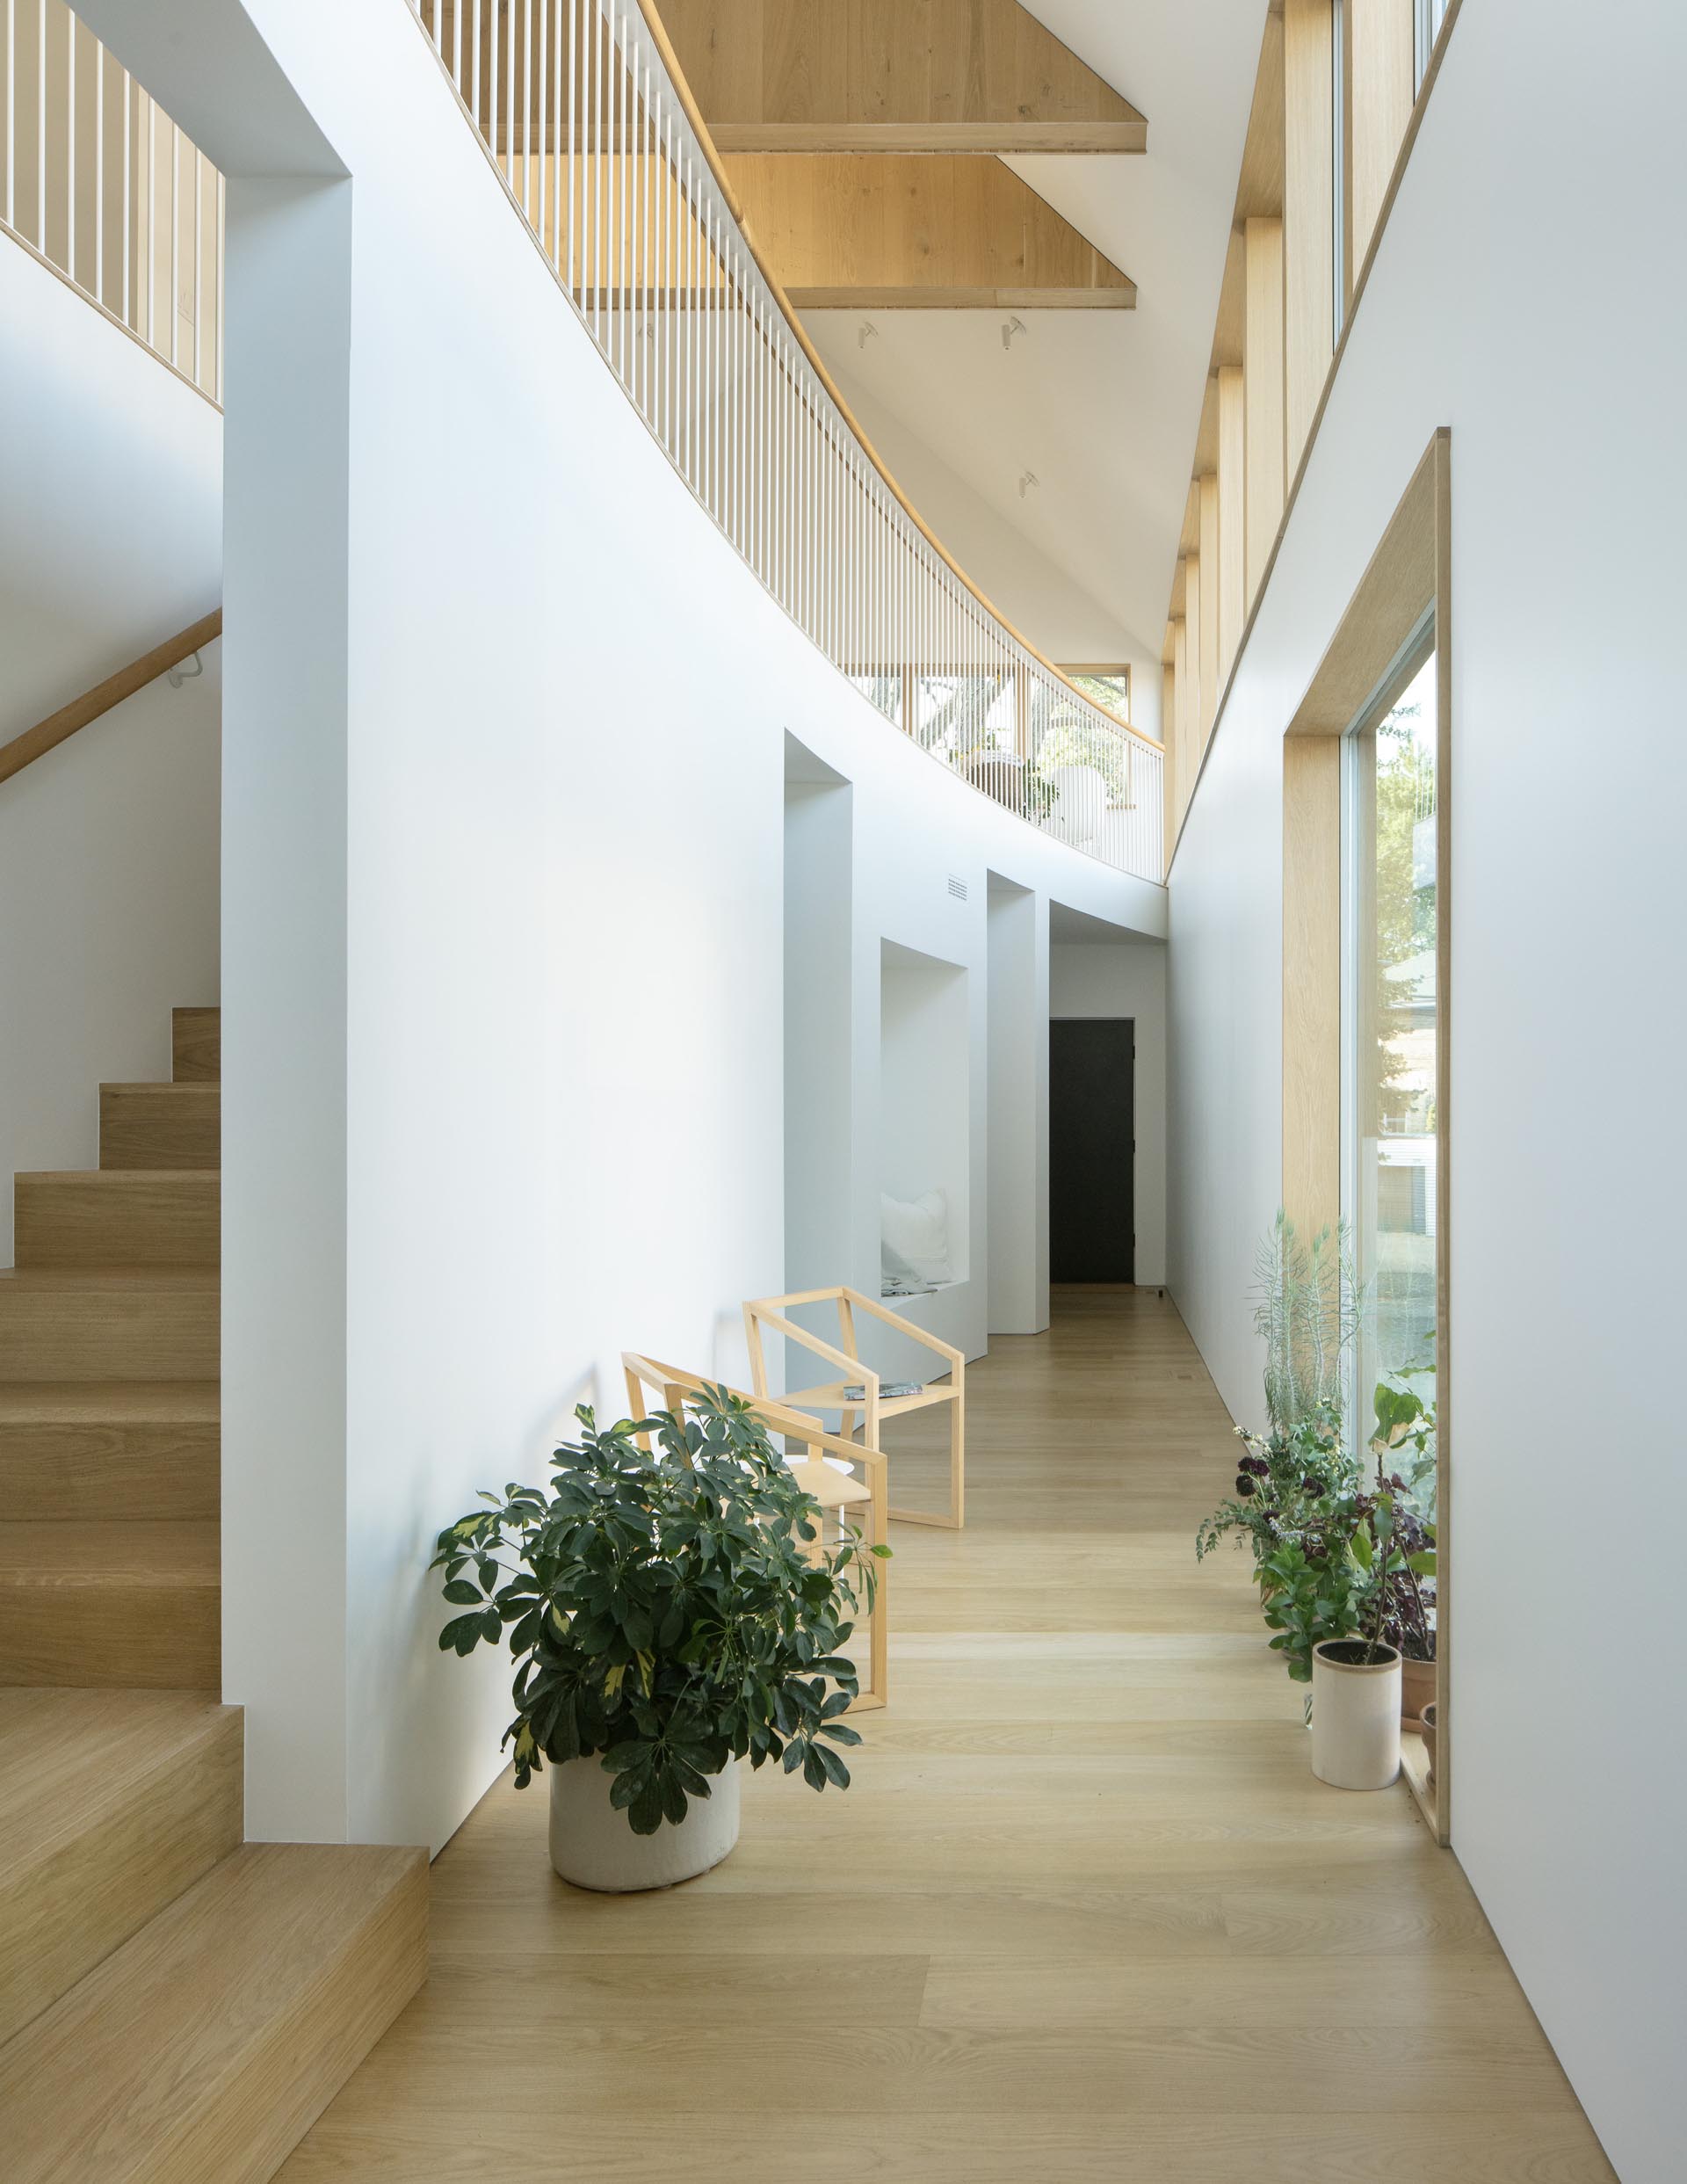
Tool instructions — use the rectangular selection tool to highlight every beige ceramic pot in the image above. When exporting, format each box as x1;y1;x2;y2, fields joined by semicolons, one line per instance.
1420;1701;1438;1789
1310;1639;1401;1790
1400;1653;1437;1728
548;1756;741;1891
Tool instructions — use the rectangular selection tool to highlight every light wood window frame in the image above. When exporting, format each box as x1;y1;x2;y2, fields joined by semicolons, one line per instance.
1282;426;1451;1845
1056;664;1132;725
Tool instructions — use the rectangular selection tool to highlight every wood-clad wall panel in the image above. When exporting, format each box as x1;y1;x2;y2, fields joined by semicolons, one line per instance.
1280;735;1342;1239
1283;0;1334;479
1243;216;1285;599
1217;366;1247;687
1197;476;1220;748
1344;0;1415;298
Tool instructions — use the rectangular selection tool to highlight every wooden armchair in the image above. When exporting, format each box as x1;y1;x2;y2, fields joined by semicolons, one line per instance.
742;1287;965;1530
620;1352;887;1711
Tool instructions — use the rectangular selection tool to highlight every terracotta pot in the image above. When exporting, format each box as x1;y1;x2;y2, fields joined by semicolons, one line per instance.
548;1757;740;1891
1420;1701;1438;1790
1310;1639;1401;1790
1400;1654;1437;1727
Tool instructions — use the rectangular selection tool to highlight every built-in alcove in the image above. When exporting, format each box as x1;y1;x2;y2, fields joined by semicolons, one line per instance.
879;940;969;1295
782;736;853;1301
986;876;1046;1336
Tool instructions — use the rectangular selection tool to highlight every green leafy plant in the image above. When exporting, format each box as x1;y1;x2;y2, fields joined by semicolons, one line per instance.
1257;1532;1368;1682
431;1393;887;1834
1355;1381;1437;1665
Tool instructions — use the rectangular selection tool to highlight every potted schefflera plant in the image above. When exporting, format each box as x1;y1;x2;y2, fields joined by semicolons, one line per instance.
432;1391;885;1891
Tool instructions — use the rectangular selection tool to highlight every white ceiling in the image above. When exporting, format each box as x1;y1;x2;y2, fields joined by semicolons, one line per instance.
802;0;1267;678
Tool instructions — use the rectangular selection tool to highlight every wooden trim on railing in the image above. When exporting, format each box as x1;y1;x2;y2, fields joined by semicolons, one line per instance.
627;0;1163;759
0;612;222;789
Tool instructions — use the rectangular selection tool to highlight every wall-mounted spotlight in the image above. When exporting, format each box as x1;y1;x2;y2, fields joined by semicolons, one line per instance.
1018;469;1039;500
858;320;880;352
1001;316;1028;352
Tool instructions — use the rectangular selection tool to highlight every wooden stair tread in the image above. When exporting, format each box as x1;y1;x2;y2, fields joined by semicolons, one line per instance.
0;1841;427;2184
0;1688;232;1868
13;1171;219;1270
0;1381;220;1425
0;1384;221;1525
170;1007;221;1085
0;1269;221;1294
0;1521;221;1684
98;1082;219;1099
0;1520;219;1585
15;1166;217;1179
0;1272;220;1383
98;1084;219;1172
0;1690;243;2048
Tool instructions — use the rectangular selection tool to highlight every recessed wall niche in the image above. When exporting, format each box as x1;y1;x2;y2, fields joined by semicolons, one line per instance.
879;940;969;1295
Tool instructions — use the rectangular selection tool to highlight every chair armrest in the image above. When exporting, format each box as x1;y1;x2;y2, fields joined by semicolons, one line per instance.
746;1307;875;1389
839;1287;966;1369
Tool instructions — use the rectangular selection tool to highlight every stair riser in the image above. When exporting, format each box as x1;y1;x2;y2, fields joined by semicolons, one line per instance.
171;1008;221;1085
148;1859;429;2184
0;1574;219;1687
13;1173;220;1269
99;1088;220;1171
0;1845;426;2184
0;1291;218;1381
0;1713;243;2046
0;1421;219;1521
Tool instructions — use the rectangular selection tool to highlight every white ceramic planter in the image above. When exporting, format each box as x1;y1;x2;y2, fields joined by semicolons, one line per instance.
1310;1640;1402;1790
547;1755;741;1891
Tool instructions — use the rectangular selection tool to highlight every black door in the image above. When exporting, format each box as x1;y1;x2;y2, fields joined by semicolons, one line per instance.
1049;1018;1134;1282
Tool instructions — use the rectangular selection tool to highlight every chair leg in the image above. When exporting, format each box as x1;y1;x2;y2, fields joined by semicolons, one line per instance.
950;1381;965;1530
850;1460;888;1713
887;1389;966;1530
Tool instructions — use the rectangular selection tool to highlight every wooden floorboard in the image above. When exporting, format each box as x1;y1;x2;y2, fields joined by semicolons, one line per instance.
274;1289;1617;2182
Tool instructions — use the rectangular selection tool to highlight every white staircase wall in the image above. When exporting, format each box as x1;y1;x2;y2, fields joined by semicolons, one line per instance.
0;238;222;1265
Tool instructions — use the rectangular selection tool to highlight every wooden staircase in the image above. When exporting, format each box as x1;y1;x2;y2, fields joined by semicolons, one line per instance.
0;1007;426;2180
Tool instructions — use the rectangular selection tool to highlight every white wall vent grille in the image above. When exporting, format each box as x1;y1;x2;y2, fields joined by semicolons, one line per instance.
948;875;968;901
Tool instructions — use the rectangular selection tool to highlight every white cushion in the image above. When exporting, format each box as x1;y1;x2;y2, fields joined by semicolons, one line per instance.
880;1189;951;1284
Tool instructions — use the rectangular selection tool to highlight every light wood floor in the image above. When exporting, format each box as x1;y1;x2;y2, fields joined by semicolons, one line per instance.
277;1289;1616;2182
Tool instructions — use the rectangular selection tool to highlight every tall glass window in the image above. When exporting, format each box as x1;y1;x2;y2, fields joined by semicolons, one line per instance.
1343;633;1438;1446
1415;0;1450;91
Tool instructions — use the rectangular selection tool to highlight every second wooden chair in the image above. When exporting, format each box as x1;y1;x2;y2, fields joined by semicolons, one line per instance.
742;1287;966;1529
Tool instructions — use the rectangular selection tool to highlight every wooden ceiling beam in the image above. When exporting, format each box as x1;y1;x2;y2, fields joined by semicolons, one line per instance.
657;0;1148;154
727;154;1136;309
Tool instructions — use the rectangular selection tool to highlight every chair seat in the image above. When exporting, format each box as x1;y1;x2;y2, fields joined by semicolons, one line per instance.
842;1381;923;1402
786;1378;956;1419
786;1460;873;1510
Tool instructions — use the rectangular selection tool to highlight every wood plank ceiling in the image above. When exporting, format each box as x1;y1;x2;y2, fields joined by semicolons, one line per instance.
656;0;1145;309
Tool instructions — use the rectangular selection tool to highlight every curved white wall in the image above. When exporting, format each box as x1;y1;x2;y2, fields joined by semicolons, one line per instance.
76;0;1163;1858
1166;4;1685;2175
